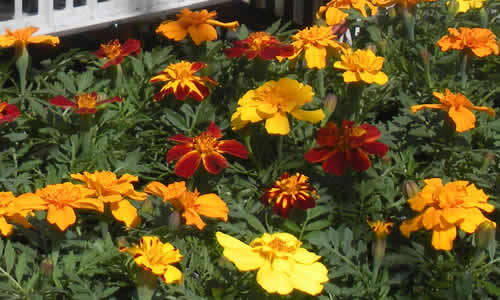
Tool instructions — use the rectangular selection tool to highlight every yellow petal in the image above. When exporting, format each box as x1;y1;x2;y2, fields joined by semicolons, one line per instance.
373;72;389;85
256;262;294;295
27;35;59;46
304;45;327;69
110;200;140;228
290;108;325;124
265;112;290;135
162;266;183;284
431;226;456;250
47;205;76;231
342;71;360;83
216;232;266;271
457;208;488;233
287;261;329;295
0;217;13;236
410;104;446;114
292;248;321;264
448;106;476;132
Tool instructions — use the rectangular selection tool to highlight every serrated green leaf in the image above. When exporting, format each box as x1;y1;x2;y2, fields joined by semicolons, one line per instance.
4;241;15;273
305;219;331;231
14;252;26;282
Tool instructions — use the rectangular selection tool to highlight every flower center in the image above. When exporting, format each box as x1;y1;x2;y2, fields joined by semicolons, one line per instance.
100;40;122;59
193;134;217;154
38;185;82;208
76;93;97;110
337;127;366;152
248;32;274;51
436;185;466;208
267;237;295;253
276;175;300;195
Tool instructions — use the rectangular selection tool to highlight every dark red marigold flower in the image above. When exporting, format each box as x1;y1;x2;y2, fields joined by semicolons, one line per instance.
261;172;318;217
95;39;141;69
0;101;20;124
224;31;294;60
304;120;389;176
49;92;123;114
166;121;249;178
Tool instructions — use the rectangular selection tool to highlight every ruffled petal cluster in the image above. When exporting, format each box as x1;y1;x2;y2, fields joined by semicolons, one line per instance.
145;181;228;230
411;89;495;133
437;27;499;58
120;236;183;284
94;39;141;69
224;31;294;60
0;192;33;236
231;78;325;135
333;48;389;85
156;8;239;45
317;0;377;25
150;61;217;102
367;220;394;239
0;101;20;124
304;120;389;176
49;92;123;114
0;26;59;49
400;179;495;250
216;232;329;295
166;122;248;178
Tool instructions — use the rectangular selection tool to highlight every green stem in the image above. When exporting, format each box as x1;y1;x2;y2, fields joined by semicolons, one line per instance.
0;266;25;294
460;52;468;90
15;46;29;95
402;9;415;43
277;135;284;161
317;69;326;98
243;133;262;171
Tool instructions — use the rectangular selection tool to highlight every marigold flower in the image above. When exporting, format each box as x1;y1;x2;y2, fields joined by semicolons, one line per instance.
0;192;33;236
49;92;123;115
367;220;394;240
280;25;347;69
317;0;377;25
411;89;495;133
120;236;183;284
261;173;318;217
145;181;228;230
224;31;294;60
437;27;499;58
16;182;104;231
400;178;495;251
231;78;325;135
0;26;59;49
71;171;147;228
447;0;486;13
304;121;389;176
94;39;141;69
333;48;389;85
0;101;20;124
156;8;239;45
166;122;248;178
216;231;329;295
150;61;217;102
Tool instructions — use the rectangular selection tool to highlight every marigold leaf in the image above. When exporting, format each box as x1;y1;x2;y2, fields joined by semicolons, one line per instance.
4;241;15;273
14;252;26;283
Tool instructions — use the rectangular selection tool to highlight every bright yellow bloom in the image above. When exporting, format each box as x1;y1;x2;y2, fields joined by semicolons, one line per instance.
231;78;325;135
0;192;33;236
216;232;329;295
282;25;347;69
437;27;499;58
120;236;183;284
16;183;104;231
447;0;486;13
317;0;377;25
411;89;495;133
0;26;59;49
156;8;239;45
71;171;147;228
333;48;389;85
367;220;394;239
370;0;436;7
400;178;495;251
144;181;228;230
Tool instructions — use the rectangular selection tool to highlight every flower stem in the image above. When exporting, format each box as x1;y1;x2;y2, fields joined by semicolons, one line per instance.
402;8;415;43
277;135;284;161
460;52;468;90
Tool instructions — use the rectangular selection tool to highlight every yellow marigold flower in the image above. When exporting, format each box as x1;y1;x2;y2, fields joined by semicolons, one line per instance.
71;171;147;228
410;89;495;133
367;220;394;240
400;178;495;251
447;0;486;13
16;183;104;231
371;0;436;7
0;26;59;49
0;192;33;236
333;48;389;85
317;0;377;25
120;236;183;284
231;78;325;135
156;8;239;45
144;181;228;230
282;25;347;69
216;231;329;295
437;27;499;58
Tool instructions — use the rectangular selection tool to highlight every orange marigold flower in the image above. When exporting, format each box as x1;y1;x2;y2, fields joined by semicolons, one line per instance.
367;220;394;240
94;39;140;69
144;181;228;230
400;178;495;251
120;236;183;284
304;121;389;176
16;182;104;231
333;48;389;85
150;61;217;102
49;92;123;114
166;122;248;178
224;31;294;60
0;26;59;49
437;27;499;58
261;173;318;217
71;171;147;228
281;25;347;69
411;89;495;133
0;192;33;237
156;8;239;45
317;0;377;25
0;101;20;124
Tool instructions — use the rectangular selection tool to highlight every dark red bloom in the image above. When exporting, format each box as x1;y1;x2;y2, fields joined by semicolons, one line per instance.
49;92;123;114
261;172;317;217
166;122;248;178
304;120;389;176
94;39;141;69
0;102;20;124
224;31;294;60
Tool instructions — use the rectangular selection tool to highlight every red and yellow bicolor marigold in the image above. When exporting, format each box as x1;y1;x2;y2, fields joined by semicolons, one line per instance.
437;27;499;58
224;31;294;60
94;39;140;69
49;92;123;114
0;101;20;124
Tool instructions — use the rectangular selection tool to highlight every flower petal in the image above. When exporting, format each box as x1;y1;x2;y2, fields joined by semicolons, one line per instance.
290;109;325;124
448;106;476;132
265;112;290;135
166;144;194;162
202;152;228;174
431;226;456;250
256;262;294;295
188;24;217;45
174;151;201;178
47;204;76;231
110;200;140;228
216;140;248;159
216;232;266;271
194;194;228;222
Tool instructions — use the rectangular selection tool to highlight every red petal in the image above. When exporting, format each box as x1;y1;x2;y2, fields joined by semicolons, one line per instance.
360;142;388;157
259;46;281;60
121;39;141;56
174;85;189;101
279;45;294;57
296;192;315;210
169;133;193;144
49;95;77;108
314;122;338;146
153;90;169;101
273;195;292;217
304;148;332;163
0;104;20;123
202;152;227;174
96;96;123;105
75;108;97;115
224;47;246;58
358;124;381;142
244;51;258;60
350;149;371;171
341;120;355;129
166;144;194;162
94;49;105;58
216;140;248;159
174;151;201;178
191;62;206;73
101;56;123;69
189;82;209;102
323;151;349;176
205;122;223;138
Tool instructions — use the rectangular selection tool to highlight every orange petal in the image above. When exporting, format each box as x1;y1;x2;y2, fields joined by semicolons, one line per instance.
188;24;217;45
431;226;456;250
47;205;76;231
110;200;140;228
194;194;228;222
448;106;475;132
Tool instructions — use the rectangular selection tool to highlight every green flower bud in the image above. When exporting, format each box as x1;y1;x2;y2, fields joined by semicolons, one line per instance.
402;180;419;198
475;220;496;249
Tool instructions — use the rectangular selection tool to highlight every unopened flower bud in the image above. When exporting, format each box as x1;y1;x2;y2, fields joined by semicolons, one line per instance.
376;39;388;54
169;210;182;231
366;43;377;55
141;198;154;214
367;220;393;276
479;7;488;27
447;0;459;16
116;236;129;249
324;94;337;115
381;154;392;166
475;220;496;249
419;49;430;65
402;180;419;198
388;7;397;19
40;258;53;276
